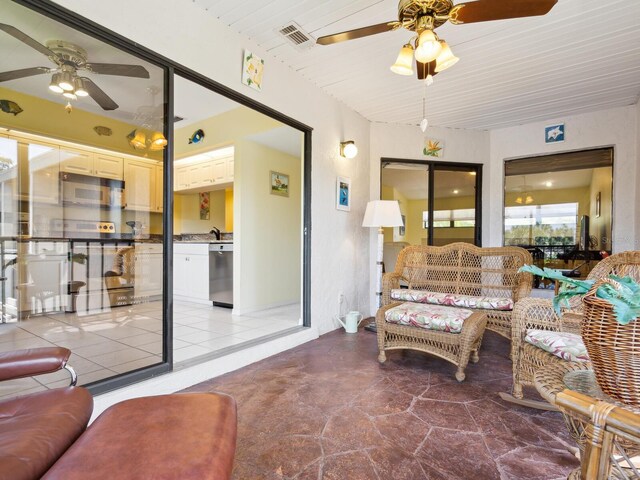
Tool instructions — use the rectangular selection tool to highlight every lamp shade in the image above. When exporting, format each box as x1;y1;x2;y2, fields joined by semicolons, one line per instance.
415;29;442;63
390;44;414;76
434;40;459;73
362;200;403;228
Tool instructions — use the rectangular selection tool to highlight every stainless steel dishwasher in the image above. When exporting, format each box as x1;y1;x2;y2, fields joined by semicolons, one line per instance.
209;243;233;308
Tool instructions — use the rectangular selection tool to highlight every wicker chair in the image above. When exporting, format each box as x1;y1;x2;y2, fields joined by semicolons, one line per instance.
376;243;532;381
557;390;640;479
506;251;640;409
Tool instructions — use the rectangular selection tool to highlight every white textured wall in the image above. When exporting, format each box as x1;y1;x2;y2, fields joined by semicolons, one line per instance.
489;105;639;251
367;123;490;314
52;0;371;335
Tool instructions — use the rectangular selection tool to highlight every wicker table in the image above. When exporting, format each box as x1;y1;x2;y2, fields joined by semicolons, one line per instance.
534;362;640;458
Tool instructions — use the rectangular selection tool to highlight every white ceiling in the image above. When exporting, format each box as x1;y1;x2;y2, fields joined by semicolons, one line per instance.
194;0;640;130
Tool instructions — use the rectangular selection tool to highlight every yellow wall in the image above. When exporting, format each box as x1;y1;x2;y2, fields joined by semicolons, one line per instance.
174;107;283;159
0;86;161;160
234;140;301;312
174;189;226;234
225;188;234;232
589;167;613;250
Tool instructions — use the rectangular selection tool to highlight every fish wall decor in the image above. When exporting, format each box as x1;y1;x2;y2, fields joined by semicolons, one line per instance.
188;129;205;144
94;126;113;136
0;100;23;116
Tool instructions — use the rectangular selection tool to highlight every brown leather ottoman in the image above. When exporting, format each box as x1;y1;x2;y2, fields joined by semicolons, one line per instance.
43;392;237;480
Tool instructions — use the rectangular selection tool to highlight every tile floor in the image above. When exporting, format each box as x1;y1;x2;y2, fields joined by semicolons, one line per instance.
0;301;300;399
184;329;580;480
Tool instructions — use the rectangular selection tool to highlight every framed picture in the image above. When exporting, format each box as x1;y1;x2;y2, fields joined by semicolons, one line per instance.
545;123;565;143
595;191;601;218
241;50;264;91
270;171;289;197
399;214;406;236
423;138;444;158
199;192;210;220
336;176;351;211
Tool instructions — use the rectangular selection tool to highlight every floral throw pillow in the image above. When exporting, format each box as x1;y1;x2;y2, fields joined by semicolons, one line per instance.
524;329;590;362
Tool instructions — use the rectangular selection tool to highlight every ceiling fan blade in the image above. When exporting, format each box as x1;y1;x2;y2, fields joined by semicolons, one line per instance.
85;63;150;79
317;21;397;45
449;0;557;25
0;66;50;82
416;60;438;80
82;78;119;110
0;23;57;58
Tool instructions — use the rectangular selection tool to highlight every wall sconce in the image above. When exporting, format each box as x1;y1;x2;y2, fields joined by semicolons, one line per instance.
340;141;358;159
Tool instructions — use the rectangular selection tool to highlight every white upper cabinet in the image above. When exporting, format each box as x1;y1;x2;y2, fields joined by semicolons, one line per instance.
174;154;233;193
61;149;123;180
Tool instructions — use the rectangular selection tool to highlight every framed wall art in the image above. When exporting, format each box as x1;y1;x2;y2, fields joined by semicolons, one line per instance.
336;176;351;211
270;171;289;197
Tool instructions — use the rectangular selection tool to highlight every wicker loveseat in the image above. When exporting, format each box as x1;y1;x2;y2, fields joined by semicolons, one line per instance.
508;251;640;408
376;243;532;380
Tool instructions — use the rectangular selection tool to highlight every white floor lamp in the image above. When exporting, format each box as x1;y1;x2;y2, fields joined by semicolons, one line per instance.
362;200;403;332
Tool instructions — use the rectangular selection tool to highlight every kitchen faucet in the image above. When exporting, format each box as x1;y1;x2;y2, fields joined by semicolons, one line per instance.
209;226;221;240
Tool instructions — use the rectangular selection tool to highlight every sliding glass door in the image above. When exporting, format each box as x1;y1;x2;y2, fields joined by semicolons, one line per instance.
380;159;481;271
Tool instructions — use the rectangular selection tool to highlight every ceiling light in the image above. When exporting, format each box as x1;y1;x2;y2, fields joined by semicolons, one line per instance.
515;195;534;205
469;171;477;176
62;91;77;100
49;73;64;93
58;71;74;91
545;181;553;187
434;41;459;73
149;131;168;151
340;141;358;159
453;189;459;194
415;29;442;63
74;77;89;97
390;43;414;76
127;129;147;150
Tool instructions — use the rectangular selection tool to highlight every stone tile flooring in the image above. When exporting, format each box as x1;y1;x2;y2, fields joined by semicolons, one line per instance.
184;328;580;479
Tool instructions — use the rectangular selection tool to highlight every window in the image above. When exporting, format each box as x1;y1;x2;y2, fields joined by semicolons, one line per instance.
423;209;476;228
504;203;578;245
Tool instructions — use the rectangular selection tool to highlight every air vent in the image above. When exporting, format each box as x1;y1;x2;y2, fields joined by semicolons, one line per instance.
277;22;315;50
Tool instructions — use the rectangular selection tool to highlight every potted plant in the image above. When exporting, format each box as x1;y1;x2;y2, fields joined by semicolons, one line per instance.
520;265;640;405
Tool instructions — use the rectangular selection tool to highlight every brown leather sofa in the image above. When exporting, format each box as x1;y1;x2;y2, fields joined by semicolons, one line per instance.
0;348;237;480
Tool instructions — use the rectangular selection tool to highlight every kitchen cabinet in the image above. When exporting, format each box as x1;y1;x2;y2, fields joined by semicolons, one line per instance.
28;141;61;205
173;243;209;304
61;149;123;180
124;158;163;212
134;243;163;300
174;155;233;193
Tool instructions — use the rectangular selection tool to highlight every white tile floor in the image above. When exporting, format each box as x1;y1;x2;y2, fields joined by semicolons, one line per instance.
0;301;301;399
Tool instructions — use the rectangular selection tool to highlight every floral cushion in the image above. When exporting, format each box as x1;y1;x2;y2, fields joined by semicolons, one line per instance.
385;302;474;333
390;289;514;311
524;329;590;363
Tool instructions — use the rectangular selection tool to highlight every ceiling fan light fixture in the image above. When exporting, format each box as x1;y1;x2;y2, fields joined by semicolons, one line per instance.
434;40;459;72
74;77;89;97
58;71;75;92
390;43;414;76
49;73;64;93
62;91;77;100
415;29;442;63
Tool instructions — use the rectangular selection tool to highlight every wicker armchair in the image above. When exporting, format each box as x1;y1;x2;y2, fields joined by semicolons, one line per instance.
507;251;640;408
557;390;640;480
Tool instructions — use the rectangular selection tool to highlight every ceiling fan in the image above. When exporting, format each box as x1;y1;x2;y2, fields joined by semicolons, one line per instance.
317;0;558;80
0;23;150;111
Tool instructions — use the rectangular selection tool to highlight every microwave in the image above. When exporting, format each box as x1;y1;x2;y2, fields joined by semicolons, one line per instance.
60;172;125;208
